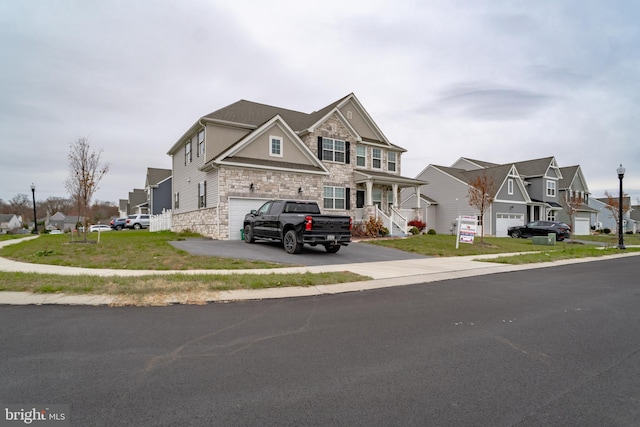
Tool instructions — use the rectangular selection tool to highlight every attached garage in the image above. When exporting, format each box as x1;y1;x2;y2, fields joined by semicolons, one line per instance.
496;213;524;237
228;197;270;240
573;217;590;236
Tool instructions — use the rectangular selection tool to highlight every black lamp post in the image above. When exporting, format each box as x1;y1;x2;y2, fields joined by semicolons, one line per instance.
617;164;625;250
30;183;38;234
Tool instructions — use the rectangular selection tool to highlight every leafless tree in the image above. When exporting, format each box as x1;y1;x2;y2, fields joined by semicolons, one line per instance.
562;191;583;237
604;190;630;233
64;137;109;241
8;193;32;225
467;173;498;243
41;196;74;216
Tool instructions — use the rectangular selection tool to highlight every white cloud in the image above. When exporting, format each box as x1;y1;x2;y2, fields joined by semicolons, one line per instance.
1;0;639;206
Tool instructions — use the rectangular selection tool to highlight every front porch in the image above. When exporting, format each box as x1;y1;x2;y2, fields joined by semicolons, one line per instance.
353;170;426;235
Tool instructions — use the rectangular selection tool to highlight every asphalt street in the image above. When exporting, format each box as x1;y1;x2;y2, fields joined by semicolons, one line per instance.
170;238;428;266
1;257;639;426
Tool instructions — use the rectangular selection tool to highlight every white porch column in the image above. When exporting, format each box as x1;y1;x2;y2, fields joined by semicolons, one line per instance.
392;183;398;207
414;185;421;208
365;180;373;205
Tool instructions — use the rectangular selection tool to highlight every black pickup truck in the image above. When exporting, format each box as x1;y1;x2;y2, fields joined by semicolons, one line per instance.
243;200;352;254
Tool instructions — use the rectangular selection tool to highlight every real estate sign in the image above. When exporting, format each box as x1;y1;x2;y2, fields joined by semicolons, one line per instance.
456;215;477;249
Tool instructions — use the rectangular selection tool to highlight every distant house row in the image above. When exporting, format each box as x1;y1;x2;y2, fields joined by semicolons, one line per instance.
116;93;635;239
400;157;636;236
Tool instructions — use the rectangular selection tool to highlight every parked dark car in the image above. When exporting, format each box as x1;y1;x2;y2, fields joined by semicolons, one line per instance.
110;218;127;230
508;221;571;241
244;200;352;254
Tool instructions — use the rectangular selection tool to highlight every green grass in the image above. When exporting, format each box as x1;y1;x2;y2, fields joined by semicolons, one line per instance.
571;233;640;246
0;234;30;241
363;233;639;263
0;271;368;305
0;230;284;270
364;234;542;257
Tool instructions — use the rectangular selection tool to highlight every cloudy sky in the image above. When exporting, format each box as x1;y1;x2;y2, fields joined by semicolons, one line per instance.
1;0;639;205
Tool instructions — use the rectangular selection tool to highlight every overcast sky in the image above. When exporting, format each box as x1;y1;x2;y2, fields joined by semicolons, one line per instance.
1;0;639;206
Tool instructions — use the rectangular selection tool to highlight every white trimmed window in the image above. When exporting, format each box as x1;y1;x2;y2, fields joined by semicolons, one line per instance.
322;138;346;163
547;210;557;221
508;179;514;195
546;180;556;197
387;152;397;172
198;181;207;208
372;148;382;169
185;141;192;165
356;145;366;167
324;186;345;209
372;189;382;208
270;136;283;157
197;130;204;157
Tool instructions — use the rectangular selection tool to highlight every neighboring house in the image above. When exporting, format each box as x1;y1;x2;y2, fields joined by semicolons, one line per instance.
47;212;81;231
590;196;635;233
403;156;595;236
167;93;425;240
122;189;148;215
630;205;640;233
556;165;598;236
145;167;172;215
0;214;23;233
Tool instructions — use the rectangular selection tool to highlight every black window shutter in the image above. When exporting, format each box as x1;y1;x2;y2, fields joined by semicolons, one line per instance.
345;141;350;164
197;183;201;208
345;187;351;210
317;136;323;160
203;181;207;208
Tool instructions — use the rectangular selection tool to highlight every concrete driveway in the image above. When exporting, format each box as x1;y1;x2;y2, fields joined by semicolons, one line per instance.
170;239;428;266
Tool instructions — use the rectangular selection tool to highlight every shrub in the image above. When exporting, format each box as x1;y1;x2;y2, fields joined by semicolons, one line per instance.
603;228;611;234
407;219;426;232
409;226;420;235
364;216;384;237
427;229;436;235
380;227;389;237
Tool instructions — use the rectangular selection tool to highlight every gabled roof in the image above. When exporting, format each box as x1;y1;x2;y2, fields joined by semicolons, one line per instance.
452;157;500;169
354;169;427;187
146;168;171;187
558;165;579;189
0;214;18;222
430;163;526;199
511;156;561;179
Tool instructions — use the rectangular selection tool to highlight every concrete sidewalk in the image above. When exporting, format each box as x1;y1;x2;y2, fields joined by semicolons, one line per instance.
1;236;639;306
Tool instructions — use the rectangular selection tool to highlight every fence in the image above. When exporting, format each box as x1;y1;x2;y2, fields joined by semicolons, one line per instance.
149;209;172;232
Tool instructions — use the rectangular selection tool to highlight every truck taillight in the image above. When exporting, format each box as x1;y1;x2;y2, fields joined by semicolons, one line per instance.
305;216;313;231
349;217;353;231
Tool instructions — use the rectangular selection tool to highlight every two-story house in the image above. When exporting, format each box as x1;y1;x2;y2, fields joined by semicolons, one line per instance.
145;168;172;216
556;165;598;235
167;93;424;240
403;156;594;236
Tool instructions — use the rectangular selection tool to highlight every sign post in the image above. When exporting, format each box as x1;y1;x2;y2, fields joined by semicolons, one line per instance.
456;215;477;249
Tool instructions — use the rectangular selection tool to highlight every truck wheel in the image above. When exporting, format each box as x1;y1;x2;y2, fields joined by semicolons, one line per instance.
134;223;141;230
324;244;341;253
283;230;303;254
244;224;255;243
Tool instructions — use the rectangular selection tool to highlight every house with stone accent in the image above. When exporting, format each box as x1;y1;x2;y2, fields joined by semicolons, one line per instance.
166;93;425;240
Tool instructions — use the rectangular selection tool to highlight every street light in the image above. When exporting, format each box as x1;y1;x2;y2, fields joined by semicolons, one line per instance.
30;183;38;234
617;164;625;250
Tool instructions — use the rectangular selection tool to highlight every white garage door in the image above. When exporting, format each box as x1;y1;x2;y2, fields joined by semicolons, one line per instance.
496;213;524;237
573;218;590;236
228;197;270;240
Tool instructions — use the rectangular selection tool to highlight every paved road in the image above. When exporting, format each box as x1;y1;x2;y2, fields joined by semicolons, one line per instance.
1;257;639;426
170;238;428;266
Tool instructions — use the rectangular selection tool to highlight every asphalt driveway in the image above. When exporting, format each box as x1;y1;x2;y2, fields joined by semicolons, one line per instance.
170;239;428;266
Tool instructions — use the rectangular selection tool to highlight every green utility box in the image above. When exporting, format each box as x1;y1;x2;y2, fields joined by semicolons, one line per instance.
532;233;556;246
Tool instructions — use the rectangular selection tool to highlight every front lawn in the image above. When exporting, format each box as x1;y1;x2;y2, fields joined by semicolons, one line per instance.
0;230;283;270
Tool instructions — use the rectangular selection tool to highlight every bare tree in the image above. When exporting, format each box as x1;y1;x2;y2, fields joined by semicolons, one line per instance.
42;196;74;216
8;193;32;225
604;190;630;233
467;173;498;243
64;138;109;241
562;190;583;237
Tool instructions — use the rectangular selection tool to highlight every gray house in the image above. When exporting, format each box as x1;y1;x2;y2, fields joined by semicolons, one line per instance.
403;156;595;236
0;214;23;233
145;167;172;215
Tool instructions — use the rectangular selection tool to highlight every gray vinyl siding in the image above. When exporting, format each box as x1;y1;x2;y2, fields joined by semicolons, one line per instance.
172;136;208;214
417;167;478;235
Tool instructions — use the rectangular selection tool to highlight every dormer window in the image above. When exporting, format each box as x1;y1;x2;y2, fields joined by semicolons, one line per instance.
270;136;283;157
